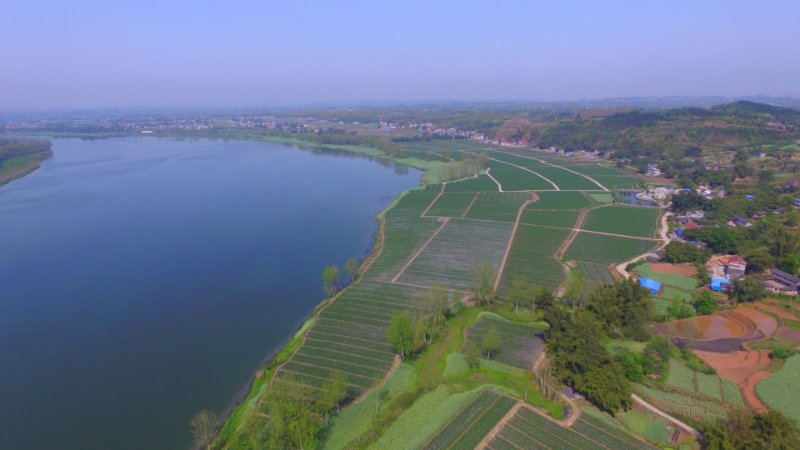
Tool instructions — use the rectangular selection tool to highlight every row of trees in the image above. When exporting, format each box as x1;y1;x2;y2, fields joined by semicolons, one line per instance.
321;258;360;296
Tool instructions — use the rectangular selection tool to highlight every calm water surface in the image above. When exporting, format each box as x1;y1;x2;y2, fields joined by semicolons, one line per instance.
0;137;419;449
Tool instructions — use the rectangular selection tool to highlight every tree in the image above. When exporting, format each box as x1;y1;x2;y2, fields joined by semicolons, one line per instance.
374;389;391;415
318;371;349;413
387;312;415;360
481;325;501;360
469;264;495;305
190;409;217;447
781;254;800;275
507;276;535;314
695;290;718;315
344;258;359;283
732;276;766;302
322;265;340;296
266;379;321;449
465;341;481;371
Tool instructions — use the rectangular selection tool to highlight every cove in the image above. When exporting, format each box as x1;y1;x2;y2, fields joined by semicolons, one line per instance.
0;137;420;450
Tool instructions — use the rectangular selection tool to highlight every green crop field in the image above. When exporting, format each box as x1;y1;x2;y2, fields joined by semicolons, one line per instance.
582;206;661;238
462;316;544;369
490;406;655;450
592;175;643;189
564;232;657;265
620;409;671;444
499;224;571;294
633;263;699;291
444;174;499;192
576;261;615;299
422;390;516;450
398;218;512;289
756;355;800;421
488;165;555;191
520;208;580;228
634;384;728;422
665;359;696;391
663;359;739;404
531;191;592;209
425;192;477;217
720;378;745;407
589;192;614;203
366;188;441;282
568;164;631;177
529;165;602;190
464;191;530;222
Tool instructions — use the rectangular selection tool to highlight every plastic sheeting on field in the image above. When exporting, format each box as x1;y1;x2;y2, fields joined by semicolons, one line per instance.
711;277;731;291
639;277;662;295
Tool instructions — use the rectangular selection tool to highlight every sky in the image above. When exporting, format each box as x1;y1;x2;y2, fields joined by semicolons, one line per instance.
2;0;799;109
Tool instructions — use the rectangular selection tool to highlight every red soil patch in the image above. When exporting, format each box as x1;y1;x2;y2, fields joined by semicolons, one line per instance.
692;349;772;384
649;262;698;276
733;305;777;337
752;302;800;322
741;371;771;412
776;327;800;342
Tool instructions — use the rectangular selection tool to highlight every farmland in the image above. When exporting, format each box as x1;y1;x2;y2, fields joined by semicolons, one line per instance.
634;383;729;422
564;232;657;266
530;191;592;209
422;390;516;450
444;174;499;192
664;359;744;405
489;406;656;450
756;355;800;422
499;224;571;294
520;208;580;229
398;218;512;289
633;263;699;292
488;164;555;191
425;192;477;217
582;206;661;238
462;315;545;369
464;191;531;222
575;261;616;300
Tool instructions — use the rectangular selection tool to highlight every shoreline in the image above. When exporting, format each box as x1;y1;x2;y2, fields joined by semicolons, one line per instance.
0;149;52;187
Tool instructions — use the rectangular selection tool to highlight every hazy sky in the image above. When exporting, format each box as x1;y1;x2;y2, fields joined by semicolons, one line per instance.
3;0;799;109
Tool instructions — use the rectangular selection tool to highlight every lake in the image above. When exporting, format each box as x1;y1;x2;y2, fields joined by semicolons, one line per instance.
0;137;420;449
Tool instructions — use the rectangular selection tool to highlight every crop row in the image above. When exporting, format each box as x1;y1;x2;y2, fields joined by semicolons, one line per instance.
488;164;555;191
564;232;657;266
487;152;602;190
756;354;800;422
425;192;477;217
572;413;655;450
530;191;592;209
634;384;728;422
520;208;580;229
399;218;512;289
720;378;745;407
499;224;571;294
664;359;741;405
444;174;499;192
423;391;516;450
464;191;531;222
464;317;545;369
365;188;442;281
582;206;661;238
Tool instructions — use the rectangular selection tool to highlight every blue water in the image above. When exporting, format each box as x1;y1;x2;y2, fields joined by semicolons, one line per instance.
0;137;419;450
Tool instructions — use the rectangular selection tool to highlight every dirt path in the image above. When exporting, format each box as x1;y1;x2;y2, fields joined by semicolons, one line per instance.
486;168;504;192
461;193;480;218
741;371;770;412
488;157;560;190
616;211;671;279
476;402;523;450
631;393;702;439
420;183;446;217
391;218;449;283
493;197;534;291
490;148;609;191
556;208;589;259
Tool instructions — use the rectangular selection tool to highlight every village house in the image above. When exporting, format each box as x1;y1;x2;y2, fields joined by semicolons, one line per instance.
729;215;752;227
706;255;748;280
751;210;768;220
762;268;800;295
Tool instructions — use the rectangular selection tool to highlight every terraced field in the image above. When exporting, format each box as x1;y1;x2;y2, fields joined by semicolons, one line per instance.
444;174;499;192
423;390;517;450
499;224;571;294
488;406;655;450
463;316;545;369
582;206;661;238
425;192;477;217
634;383;729;422
519;208;580;229
273;281;427;398
564;232;657;266
465;192;531;222
398;218;513;289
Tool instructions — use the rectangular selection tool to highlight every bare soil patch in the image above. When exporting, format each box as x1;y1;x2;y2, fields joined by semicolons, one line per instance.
741;371;771;412
733;305;777;337
649;262;698;276
752;302;800;322
776;327;800;342
692;349;771;384
662;313;753;341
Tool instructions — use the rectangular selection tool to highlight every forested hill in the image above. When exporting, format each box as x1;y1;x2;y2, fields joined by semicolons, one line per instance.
534;101;800;160
0;138;52;162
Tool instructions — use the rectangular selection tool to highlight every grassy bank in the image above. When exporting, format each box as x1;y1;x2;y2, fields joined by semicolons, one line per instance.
0;149;52;187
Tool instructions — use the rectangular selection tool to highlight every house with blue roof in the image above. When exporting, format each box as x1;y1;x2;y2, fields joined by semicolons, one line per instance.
710;277;731;291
